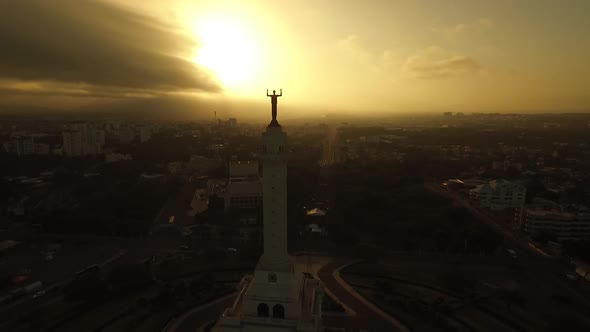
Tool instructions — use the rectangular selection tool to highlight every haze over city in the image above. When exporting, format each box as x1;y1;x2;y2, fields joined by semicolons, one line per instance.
1;0;589;120
2;2;590;332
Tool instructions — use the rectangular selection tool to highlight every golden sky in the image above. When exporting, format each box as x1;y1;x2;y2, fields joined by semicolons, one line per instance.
1;0;589;116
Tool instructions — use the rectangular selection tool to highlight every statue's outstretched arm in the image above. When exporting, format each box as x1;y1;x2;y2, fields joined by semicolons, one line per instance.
278;88;283;96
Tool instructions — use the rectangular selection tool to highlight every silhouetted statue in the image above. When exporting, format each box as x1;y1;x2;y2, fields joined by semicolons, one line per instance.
266;89;282;126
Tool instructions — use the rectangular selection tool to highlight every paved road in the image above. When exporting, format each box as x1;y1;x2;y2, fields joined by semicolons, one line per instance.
153;182;198;230
163;293;236;332
425;182;590;310
318;260;406;332
162;255;404;332
0;249;127;331
320;127;339;167
425;182;551;258
1;179;203;331
426;182;553;263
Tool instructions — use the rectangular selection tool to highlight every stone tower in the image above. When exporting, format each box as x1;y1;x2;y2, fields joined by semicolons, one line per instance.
212;90;323;332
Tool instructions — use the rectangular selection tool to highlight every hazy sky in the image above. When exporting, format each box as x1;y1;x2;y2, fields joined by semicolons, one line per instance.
1;0;589;117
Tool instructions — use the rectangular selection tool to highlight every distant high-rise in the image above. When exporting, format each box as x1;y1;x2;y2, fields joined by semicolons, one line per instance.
63;122;104;155
62;130;82;156
95;129;106;145
115;127;135;143
139;126;152;143
10;136;33;156
3;134;52;156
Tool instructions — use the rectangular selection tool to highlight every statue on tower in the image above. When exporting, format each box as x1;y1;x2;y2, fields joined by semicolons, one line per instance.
266;89;282;127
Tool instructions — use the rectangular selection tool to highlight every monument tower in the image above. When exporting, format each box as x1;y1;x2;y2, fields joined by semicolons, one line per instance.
258;89;291;273
212;90;323;332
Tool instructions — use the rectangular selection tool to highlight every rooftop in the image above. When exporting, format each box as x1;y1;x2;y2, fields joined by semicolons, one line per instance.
526;207;590;220
230;161;259;178
0;240;21;252
227;181;262;196
306;208;327;217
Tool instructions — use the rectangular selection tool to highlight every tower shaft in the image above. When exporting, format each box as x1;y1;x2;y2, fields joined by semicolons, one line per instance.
258;127;291;272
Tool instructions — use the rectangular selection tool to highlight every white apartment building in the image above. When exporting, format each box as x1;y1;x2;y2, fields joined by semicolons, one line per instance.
139;126;152;143
115;127;135;143
525;205;590;241
3;134;51;156
95;129;106;145
63;122;105;156
470;179;526;210
62;130;83;156
225;161;262;210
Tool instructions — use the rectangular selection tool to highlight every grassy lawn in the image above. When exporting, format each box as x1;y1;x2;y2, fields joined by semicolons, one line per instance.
342;259;590;332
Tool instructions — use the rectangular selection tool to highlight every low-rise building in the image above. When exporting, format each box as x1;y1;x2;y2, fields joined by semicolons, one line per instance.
186;155;219;175
189;189;209;216
470;179;526;210
167;161;183;174
226;182;263;209
525;204;590;241
105;153;133;163
225;161;262;211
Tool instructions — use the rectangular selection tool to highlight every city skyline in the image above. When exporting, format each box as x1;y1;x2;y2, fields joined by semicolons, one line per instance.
2;87;590;330
1;0;589;118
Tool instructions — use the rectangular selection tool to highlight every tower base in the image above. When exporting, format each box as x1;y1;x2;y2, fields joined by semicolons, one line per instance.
212;271;323;332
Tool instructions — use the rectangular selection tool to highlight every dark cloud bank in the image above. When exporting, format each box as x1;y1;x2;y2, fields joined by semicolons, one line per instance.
0;0;220;102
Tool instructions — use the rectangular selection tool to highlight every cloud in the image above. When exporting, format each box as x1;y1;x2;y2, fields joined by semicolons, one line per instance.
477;18;496;30
336;34;372;66
434;18;496;41
0;1;220;98
336;34;398;73
403;47;481;79
476;45;506;58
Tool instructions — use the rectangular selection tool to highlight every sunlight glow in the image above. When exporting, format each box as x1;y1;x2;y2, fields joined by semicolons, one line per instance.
193;15;260;90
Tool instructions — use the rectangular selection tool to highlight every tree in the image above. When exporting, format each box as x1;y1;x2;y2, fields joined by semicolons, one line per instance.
136;297;149;308
526;177;546;203
562;239;590;261
374;280;393;295
446;273;476;295
545;315;590;331
64;276;108;302
152;285;174;308
107;264;152;295
207;249;226;264
330;224;360;247
533;229;557;245
189;273;214;299
469;227;502;254
499;289;526;309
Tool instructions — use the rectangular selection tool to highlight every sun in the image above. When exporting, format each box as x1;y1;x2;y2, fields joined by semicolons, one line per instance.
193;15;260;90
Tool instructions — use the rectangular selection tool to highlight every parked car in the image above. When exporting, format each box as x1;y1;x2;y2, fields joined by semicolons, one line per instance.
32;290;46;299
